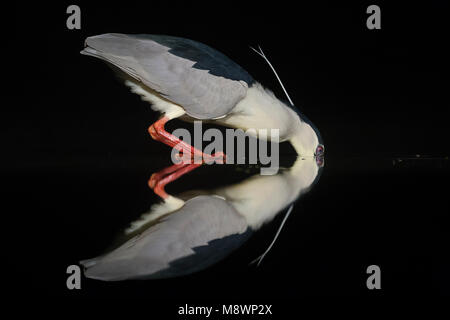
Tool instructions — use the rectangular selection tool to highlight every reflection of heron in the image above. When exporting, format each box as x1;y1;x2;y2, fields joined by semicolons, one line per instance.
80;157;321;280
81;34;324;163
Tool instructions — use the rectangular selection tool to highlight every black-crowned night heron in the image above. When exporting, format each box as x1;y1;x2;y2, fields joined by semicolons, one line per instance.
80;156;320;280
81;34;324;163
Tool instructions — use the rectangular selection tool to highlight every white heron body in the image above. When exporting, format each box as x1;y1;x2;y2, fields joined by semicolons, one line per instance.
213;83;319;157
82;34;323;158
125;79;318;157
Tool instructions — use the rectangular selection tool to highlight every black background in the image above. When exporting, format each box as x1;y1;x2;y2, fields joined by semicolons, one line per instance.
7;0;449;307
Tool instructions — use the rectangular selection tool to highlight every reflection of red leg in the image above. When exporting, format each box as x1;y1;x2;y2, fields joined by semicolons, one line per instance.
148;117;226;164
148;162;185;189
148;163;202;199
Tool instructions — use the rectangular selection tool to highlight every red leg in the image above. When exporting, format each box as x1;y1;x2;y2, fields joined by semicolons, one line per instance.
148;162;202;199
148;161;186;189
148;117;226;164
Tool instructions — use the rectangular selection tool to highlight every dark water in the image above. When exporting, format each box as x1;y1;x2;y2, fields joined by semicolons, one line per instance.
6;154;448;299
7;1;449;305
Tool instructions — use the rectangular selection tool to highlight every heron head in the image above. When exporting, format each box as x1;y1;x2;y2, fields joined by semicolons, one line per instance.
289;119;325;167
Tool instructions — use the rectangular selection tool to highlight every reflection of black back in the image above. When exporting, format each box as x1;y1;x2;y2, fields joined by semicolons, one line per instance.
81;196;251;281
149;227;252;279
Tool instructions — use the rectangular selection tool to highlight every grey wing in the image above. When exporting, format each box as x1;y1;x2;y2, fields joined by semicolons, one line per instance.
81;33;254;119
80;196;251;281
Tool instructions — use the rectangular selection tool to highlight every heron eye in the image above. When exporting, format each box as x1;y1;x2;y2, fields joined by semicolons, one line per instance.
316;145;324;155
